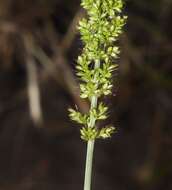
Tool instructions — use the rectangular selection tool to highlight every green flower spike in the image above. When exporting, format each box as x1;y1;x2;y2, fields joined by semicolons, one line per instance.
69;0;127;190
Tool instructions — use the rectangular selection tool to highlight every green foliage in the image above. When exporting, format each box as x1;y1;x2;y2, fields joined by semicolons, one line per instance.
69;108;88;125
69;0;126;141
80;126;116;141
98;126;116;139
69;102;108;125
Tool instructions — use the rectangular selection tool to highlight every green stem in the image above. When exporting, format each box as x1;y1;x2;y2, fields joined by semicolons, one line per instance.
84;60;100;190
84;140;95;190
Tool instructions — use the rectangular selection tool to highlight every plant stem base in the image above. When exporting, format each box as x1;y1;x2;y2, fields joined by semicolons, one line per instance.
84;140;95;190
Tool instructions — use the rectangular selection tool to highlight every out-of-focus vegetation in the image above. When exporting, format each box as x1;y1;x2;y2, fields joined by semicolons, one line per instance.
0;0;171;190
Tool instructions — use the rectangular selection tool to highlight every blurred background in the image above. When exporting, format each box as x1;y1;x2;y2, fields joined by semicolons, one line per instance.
0;0;172;189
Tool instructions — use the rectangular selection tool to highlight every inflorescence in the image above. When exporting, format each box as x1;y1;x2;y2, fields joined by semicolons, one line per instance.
69;0;127;141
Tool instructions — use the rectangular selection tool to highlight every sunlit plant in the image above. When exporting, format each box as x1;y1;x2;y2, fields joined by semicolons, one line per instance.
69;0;127;189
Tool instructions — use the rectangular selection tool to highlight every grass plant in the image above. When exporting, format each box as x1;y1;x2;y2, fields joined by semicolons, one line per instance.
69;0;127;189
